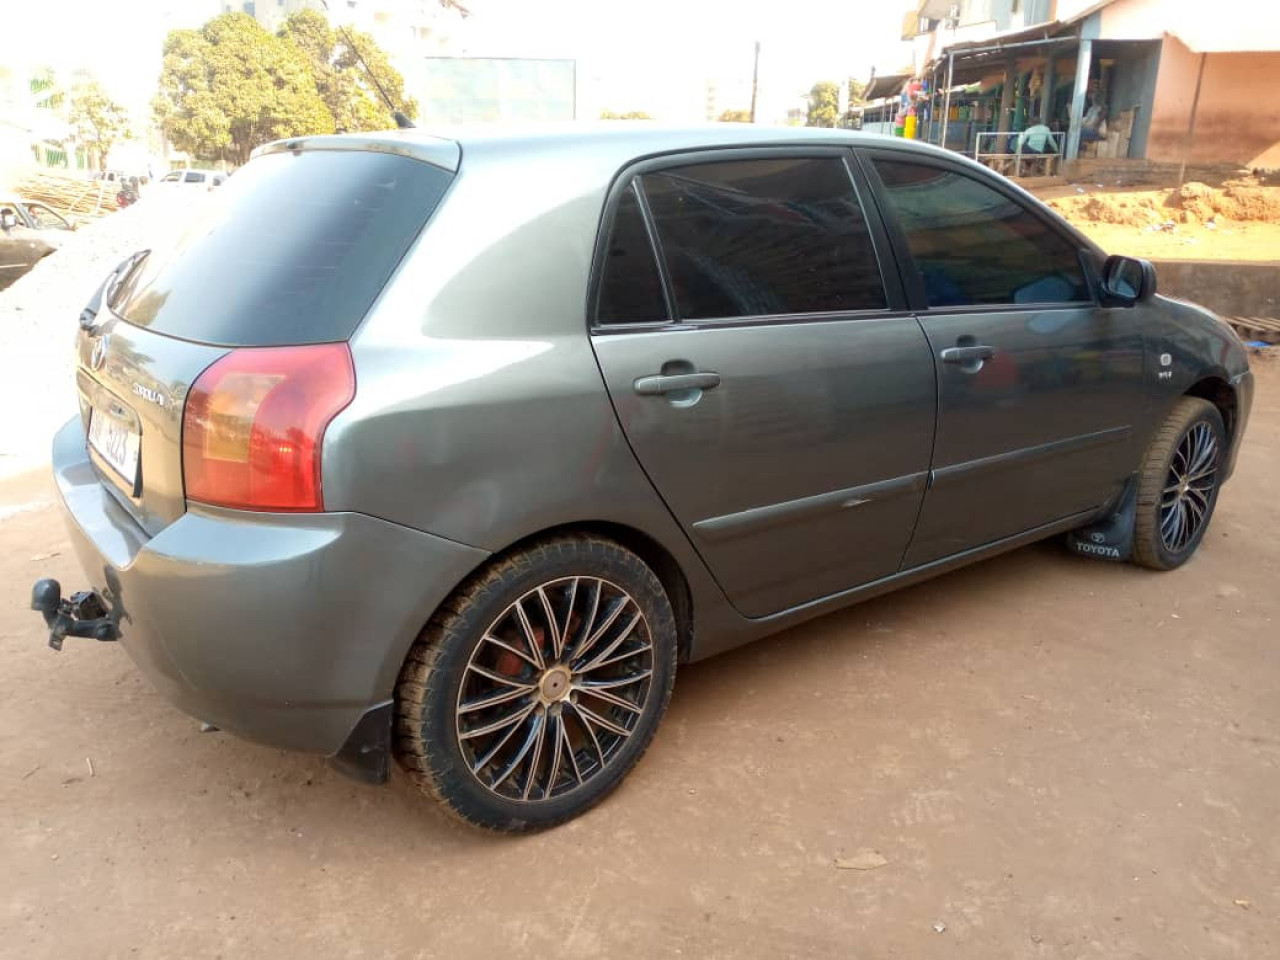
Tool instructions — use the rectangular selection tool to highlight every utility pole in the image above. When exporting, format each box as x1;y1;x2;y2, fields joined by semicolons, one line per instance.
750;41;761;123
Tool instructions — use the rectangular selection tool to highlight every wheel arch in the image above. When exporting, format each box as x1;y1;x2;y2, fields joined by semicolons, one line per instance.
425;520;697;666
1183;375;1237;442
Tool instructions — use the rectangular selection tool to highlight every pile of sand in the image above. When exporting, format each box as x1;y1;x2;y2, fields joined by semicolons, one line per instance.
1049;180;1280;228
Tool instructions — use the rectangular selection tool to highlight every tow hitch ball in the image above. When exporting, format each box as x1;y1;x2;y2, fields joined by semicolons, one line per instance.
31;579;119;651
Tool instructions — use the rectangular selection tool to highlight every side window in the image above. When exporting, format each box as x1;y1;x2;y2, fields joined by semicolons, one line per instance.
26;203;69;230
871;159;1088;307
641;157;886;320
186;171;207;183
161;172;181;183
596;183;668;325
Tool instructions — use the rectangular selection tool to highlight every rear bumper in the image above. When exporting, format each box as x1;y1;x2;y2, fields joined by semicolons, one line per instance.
51;417;488;755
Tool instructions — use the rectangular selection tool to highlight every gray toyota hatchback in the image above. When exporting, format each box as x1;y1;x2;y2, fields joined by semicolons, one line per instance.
34;126;1252;831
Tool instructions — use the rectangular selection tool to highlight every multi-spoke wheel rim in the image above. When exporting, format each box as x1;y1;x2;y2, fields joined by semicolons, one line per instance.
456;577;654;803
1160;421;1219;553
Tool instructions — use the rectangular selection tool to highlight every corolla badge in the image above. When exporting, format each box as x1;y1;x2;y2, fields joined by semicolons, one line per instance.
132;382;166;408
89;335;109;370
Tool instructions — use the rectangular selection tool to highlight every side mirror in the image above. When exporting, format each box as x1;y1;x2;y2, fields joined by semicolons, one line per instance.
1100;254;1157;306
0;211;16;231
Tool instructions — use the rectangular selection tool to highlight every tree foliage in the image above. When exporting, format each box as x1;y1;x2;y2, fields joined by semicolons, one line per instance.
805;81;840;128
30;67;65;111
844;78;866;127
600;110;653;120
68;79;131;170
279;10;417;133
717;109;752;123
153;12;351;165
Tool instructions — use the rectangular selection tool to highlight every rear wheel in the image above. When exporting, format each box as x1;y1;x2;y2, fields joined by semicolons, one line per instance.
394;535;677;832
1133;397;1226;570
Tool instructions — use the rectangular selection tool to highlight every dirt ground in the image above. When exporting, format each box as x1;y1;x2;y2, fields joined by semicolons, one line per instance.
0;359;1276;958
1036;179;1280;262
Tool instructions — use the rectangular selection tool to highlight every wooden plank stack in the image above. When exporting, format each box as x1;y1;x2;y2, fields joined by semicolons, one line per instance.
14;172;120;220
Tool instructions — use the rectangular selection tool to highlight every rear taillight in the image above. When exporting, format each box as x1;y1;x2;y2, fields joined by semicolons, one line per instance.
182;343;355;512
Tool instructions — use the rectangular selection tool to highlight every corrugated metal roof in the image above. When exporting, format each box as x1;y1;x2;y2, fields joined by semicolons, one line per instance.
863;73;912;101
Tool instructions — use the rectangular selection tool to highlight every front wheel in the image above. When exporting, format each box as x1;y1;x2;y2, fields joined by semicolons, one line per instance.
394;535;677;832
1133;396;1226;570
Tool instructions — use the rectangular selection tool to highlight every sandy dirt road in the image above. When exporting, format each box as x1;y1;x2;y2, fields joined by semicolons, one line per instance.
0;360;1277;960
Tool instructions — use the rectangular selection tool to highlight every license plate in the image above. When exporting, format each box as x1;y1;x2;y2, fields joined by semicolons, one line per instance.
88;407;140;487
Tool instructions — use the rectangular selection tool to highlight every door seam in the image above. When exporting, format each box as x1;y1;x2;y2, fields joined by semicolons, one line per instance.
896;312;941;573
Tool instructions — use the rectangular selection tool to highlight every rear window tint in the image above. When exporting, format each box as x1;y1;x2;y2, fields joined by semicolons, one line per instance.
110;150;452;346
641;157;886;320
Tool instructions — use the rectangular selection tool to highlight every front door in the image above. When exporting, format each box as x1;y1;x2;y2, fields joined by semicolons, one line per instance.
864;153;1145;567
589;151;938;618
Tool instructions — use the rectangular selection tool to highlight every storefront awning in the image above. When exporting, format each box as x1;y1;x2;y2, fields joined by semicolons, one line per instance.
863;72;911;101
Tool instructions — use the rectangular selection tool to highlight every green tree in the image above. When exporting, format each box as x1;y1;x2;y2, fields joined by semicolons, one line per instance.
717;109;752;122
600;110;653;120
68;79;131;170
30;67;65;110
153;12;333;165
843;78;866;127
805;81;839;128
280;9;417;131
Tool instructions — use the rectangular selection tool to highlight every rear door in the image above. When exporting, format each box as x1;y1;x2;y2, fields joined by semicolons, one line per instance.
861;150;1144;567
589;149;938;618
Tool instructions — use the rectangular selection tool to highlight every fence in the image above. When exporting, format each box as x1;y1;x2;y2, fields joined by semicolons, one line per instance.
973;130;1062;178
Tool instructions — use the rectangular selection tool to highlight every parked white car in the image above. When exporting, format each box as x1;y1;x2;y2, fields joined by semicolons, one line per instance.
156;169;227;188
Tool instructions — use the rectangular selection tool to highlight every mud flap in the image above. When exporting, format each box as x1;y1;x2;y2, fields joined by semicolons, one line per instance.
1066;475;1138;562
329;702;392;785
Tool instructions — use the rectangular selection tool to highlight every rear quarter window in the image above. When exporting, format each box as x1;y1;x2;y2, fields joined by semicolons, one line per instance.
110;150;452;346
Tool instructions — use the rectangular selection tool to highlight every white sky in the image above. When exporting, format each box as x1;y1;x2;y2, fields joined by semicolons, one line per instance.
2;0;910;123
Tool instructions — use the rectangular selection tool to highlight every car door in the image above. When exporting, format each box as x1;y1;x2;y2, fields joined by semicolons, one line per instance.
861;150;1145;567
589;149;938;618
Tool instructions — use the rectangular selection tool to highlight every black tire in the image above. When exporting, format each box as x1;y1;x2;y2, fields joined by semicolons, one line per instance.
1133;396;1226;570
394;534;677;833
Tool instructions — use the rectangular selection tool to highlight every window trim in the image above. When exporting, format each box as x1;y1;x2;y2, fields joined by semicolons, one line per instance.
588;145;906;334
632;179;678;321
855;146;1100;313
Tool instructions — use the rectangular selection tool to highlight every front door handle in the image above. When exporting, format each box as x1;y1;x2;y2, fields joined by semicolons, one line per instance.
634;371;721;396
940;345;995;364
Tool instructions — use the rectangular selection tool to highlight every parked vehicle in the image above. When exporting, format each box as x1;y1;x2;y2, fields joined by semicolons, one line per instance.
0;196;76;291
155;169;226;189
32;127;1252;832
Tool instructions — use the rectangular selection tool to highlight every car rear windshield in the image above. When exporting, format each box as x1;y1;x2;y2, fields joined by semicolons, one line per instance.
110;149;452;346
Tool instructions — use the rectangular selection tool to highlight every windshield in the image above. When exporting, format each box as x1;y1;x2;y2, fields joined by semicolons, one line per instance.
110;149;452;346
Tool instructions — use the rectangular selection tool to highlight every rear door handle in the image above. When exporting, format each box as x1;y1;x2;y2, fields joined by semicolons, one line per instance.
634;372;721;396
940;345;995;363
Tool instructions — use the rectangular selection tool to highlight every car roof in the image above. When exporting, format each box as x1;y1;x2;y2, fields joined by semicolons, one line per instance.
254;123;961;175
251;123;1101;255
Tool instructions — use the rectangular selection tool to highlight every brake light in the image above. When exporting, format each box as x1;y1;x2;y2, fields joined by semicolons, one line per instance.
182;343;355;511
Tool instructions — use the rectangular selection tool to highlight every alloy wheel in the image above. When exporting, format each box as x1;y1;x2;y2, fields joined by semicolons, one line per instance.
1159;420;1219;553
455;577;654;803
